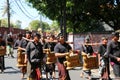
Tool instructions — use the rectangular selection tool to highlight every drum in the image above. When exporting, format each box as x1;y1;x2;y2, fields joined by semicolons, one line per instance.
82;52;98;70
64;54;82;70
0;48;6;56
43;48;56;64
16;49;27;67
46;52;56;64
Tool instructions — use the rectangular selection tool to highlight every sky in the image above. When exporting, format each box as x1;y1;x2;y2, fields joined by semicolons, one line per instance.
0;0;52;29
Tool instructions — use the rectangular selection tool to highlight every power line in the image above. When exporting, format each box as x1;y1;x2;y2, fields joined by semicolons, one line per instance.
11;1;29;19
18;0;39;19
7;0;10;28
14;0;34;20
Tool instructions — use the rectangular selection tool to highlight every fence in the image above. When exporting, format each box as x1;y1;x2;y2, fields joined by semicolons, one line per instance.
0;27;27;35
68;32;112;52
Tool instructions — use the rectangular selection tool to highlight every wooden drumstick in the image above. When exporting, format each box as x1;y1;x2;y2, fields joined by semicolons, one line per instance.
78;42;101;46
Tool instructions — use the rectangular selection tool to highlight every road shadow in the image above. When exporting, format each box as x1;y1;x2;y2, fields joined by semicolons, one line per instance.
2;66;20;74
70;67;83;70
4;55;17;59
91;78;99;80
41;78;59;80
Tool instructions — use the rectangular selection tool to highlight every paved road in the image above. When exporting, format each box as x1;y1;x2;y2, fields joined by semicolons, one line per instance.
0;50;115;80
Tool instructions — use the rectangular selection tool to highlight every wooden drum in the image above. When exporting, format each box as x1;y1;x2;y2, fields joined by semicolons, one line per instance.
64;54;82;70
43;49;56;64
16;49;27;67
82;52;98;70
46;52;56;64
0;48;6;56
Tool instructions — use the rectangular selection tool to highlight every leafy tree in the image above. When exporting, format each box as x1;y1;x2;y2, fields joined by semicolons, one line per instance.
1;0;15;28
42;22;50;32
26;0;120;33
50;21;60;32
28;20;40;30
28;20;50;31
0;18;22;28
0;18;8;27
15;20;22;28
0;1;20;28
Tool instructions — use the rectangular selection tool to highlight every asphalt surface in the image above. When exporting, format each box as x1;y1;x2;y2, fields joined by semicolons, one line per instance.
0;50;115;80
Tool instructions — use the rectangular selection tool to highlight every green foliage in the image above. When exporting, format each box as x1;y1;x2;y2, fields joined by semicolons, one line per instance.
50;21;59;31
14;20;22;28
28;20;50;31
29;20;40;30
0;18;21;28
42;22;50;31
26;0;120;33
0;18;8;27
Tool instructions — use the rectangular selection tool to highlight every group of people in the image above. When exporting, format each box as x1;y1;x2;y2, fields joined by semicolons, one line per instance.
80;32;120;80
97;32;120;80
0;33;15;73
0;31;120;80
13;31;73;80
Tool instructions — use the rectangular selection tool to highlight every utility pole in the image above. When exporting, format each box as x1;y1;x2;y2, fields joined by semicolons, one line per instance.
40;14;43;33
0;20;1;27
63;0;67;41
7;0;11;33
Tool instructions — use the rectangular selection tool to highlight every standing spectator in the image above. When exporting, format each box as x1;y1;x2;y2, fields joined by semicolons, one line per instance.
6;34;14;58
98;37;111;80
54;35;72;80
106;32;120;78
0;34;6;73
26;32;43;80
18;31;32;79
2;31;7;41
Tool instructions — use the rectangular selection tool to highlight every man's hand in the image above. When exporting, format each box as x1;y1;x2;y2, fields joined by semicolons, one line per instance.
65;53;69;56
99;62;101;66
117;57;120;62
24;59;27;64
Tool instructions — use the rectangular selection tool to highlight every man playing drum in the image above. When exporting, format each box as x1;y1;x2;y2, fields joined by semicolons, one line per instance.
80;37;94;80
26;32;44;80
18;31;32;79
105;32;120;79
54;35;72;80
98;37;111;80
0;34;6;73
43;35;57;79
